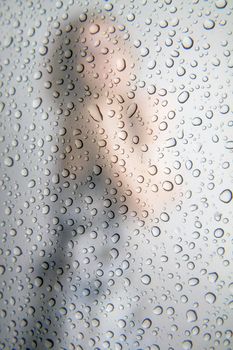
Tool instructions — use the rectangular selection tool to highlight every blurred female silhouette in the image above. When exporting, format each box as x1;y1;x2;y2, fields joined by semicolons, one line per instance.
25;10;179;350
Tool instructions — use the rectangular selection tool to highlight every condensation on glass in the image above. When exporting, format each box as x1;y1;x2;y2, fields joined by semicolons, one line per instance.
0;0;232;349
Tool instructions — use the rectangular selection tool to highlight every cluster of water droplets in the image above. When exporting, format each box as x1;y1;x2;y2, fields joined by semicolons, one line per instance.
0;0;232;349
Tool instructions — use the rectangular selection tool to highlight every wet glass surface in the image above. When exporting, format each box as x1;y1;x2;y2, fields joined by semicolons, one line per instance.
0;1;232;349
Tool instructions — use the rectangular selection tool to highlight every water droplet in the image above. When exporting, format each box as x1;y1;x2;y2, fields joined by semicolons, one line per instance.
182;340;193;350
153;306;163;315
186;309;197;322
214;228;224;238
205;292;216;304
34;277;43;287
182;36;193;49
4;36;13;48
219;189;232;203
0;266;5;275
75;139;83;149
4;157;14;167
215;0;227;9
32;97;42;109
141;274;151;285
89;24;100;34
151;226;161;237
116;58;126;71
142;318;152;329
88;104;103;122
0;102;5;113
77;64;84;73
178;91;190;103
126;103;138;118
203;19;215;30
148;165;157;176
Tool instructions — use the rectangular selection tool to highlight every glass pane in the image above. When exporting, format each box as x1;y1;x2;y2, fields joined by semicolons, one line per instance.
0;1;232;349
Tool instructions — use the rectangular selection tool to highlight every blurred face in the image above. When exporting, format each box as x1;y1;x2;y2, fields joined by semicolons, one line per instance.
73;19;179;219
